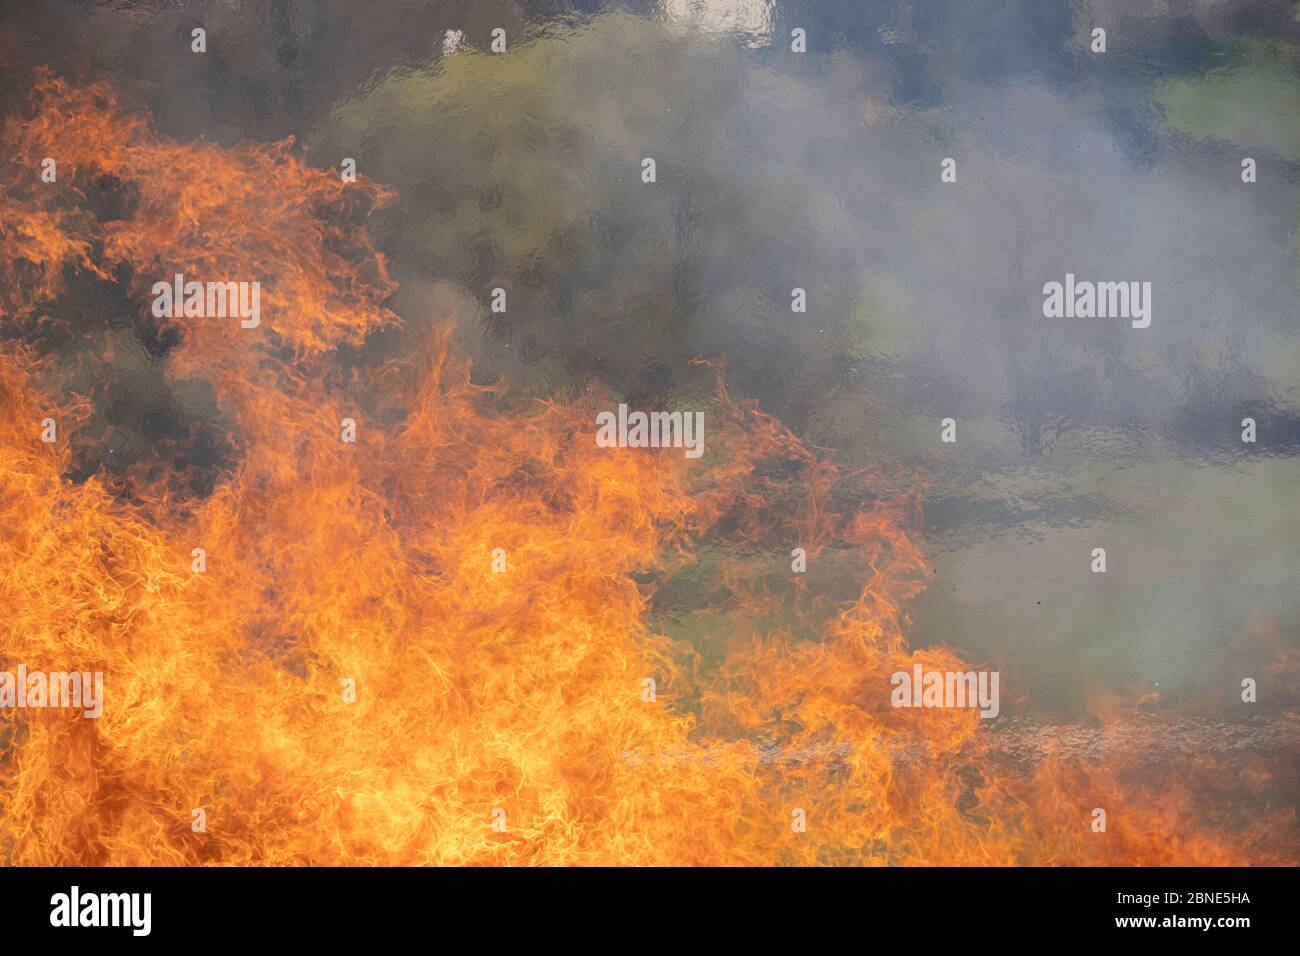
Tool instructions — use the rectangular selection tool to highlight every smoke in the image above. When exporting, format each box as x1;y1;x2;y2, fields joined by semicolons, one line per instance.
2;0;1297;714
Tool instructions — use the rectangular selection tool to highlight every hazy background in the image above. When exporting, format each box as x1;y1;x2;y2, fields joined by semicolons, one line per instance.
1;0;1297;719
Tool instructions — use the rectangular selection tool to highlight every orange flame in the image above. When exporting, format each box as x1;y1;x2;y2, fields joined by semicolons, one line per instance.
0;73;1292;865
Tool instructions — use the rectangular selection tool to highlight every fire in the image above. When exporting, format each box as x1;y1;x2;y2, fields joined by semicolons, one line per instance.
0;72;1292;865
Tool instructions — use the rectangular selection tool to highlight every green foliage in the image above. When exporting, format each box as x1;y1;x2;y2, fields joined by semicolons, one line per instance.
1156;41;1300;159
311;15;877;409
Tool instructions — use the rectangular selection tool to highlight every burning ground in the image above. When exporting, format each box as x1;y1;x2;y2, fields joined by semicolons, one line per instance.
0;69;1293;866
